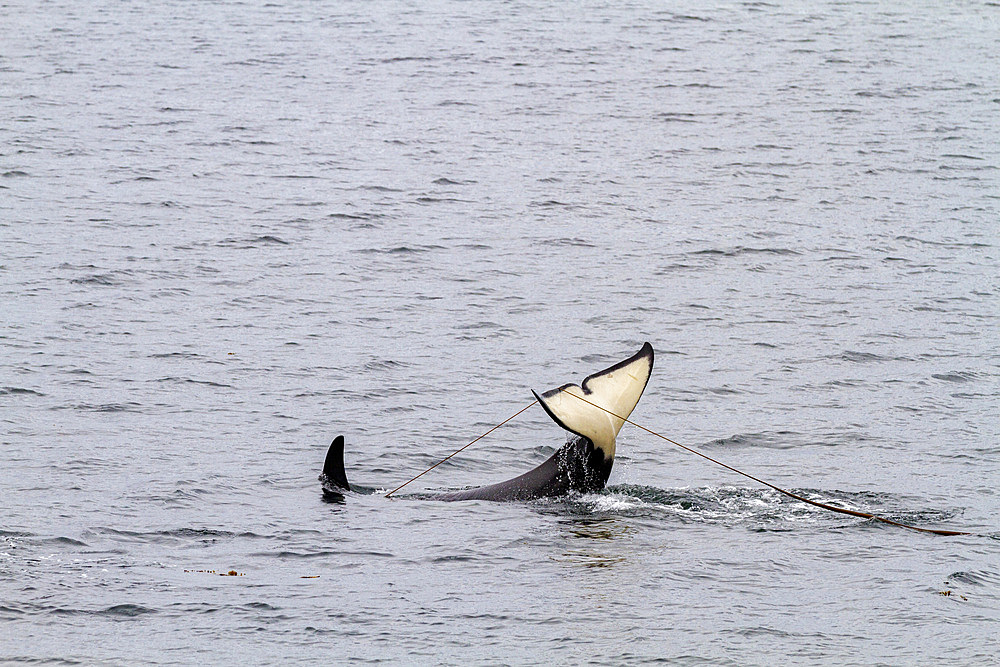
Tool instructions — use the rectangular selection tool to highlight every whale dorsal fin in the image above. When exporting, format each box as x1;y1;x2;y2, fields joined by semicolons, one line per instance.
532;342;654;460
322;435;351;491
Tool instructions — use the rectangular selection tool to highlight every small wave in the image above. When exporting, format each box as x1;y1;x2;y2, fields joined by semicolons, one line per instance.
52;402;144;413
355;244;444;254
358;184;402;192
931;371;980;383
216;235;289;248
363;359;409;371
155;376;233;388
415;196;469;204
0;530;33;538
36;536;88;547
530;200;580;209
102;604;157;618
432;177;472;186
656;112;699;122
945;570;1000;587
706;386;742;396
540;237;595;247
260;550;394;559
705;431;800;449
49;603;157;618
430;555;476;563
69;273;120;286
0;386;45;396
581;485;960;533
690;246;801;258
328;211;378;220
839;350;887;363
94;527;266;544
381;56;434;63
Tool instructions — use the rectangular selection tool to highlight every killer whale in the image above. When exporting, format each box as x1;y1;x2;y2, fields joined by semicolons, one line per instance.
319;342;654;501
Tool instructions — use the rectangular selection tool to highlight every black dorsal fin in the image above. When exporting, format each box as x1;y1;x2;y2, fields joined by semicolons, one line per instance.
322;435;351;491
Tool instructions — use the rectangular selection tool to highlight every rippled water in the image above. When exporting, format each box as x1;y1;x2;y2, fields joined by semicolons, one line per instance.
2;0;999;664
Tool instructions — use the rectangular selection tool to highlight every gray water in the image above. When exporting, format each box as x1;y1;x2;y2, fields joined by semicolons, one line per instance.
2;0;999;664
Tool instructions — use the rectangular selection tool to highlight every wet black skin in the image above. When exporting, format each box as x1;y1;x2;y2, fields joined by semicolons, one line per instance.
319;435;350;501
431;434;613;501
319;434;614;502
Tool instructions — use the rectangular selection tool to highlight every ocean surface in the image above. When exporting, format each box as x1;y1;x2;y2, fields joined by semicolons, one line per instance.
2;0;999;664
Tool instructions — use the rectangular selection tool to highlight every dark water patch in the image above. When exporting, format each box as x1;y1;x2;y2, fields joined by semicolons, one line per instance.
53;402;144;413
951;392;994;400
363;359;410;371
430;555;476;563
691;246;801;258
2;170;30;177
328;212;379;221
530;200;579;209
69;273;120;286
148;351;205;359
155;376;234;388
216;235;289;248
101;604;157;618
655;262;701;273
355;244;445;255
655;112;699;122
945;570;1000;587
165;602;223;614
0;530;33;538
541;237;595;248
93;527;266;545
35;536;89;547
416;196;470;204
931;371;981;383
838;350;887;363
358;184;403;192
381;56;435;63
895;235;992;249
432;177;473;186
258;550;395;559
1;653;84;665
705;386;742;396
705;431;801;449
253;235;288;245
0;386;45;396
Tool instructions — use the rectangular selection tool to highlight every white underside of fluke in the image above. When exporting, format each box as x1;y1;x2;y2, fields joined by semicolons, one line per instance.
533;342;654;461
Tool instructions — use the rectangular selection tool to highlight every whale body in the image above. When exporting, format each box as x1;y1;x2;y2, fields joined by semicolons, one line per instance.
320;342;654;501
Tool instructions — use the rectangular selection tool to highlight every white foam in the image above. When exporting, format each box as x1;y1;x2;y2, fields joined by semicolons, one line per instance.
584;493;643;512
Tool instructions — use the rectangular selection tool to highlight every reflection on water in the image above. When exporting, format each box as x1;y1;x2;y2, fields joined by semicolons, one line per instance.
554;516;633;569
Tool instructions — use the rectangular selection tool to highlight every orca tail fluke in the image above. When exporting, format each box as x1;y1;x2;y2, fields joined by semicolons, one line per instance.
321;435;351;492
